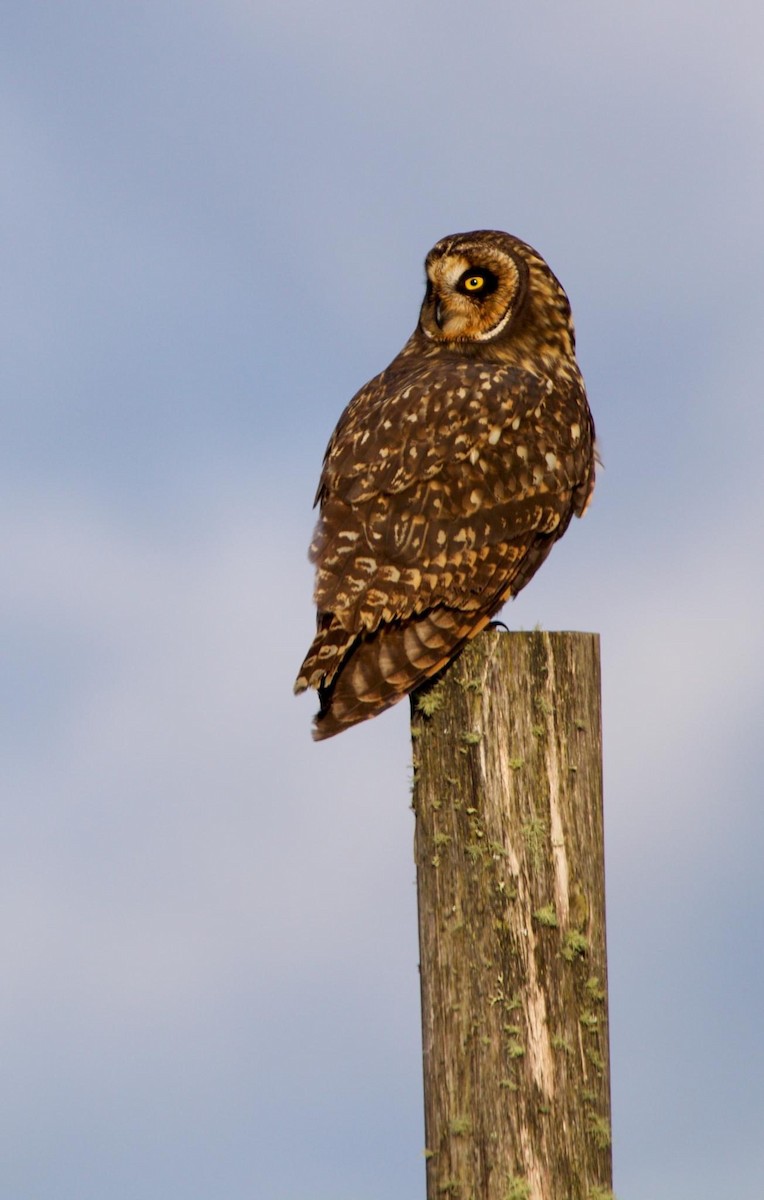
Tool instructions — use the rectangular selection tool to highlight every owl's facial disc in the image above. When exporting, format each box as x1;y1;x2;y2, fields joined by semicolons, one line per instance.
420;250;523;344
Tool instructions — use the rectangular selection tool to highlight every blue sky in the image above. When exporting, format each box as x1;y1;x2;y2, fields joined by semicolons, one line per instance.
2;1;764;1197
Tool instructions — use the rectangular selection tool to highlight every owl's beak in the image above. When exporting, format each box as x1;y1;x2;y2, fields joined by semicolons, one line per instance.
421;288;463;340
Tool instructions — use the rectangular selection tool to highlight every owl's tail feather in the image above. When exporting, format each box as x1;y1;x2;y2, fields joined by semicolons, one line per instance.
310;605;493;741
293;613;358;697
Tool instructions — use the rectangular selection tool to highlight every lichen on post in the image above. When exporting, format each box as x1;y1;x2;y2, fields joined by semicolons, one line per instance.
410;630;612;1200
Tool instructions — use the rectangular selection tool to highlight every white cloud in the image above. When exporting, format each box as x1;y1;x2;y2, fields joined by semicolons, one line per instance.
4;0;764;1193
0;489;417;1034
3;477;762;1198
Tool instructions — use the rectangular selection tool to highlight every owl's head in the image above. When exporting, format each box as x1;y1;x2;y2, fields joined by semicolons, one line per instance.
418;230;574;360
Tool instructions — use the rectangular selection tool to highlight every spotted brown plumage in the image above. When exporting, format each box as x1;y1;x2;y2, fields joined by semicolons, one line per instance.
295;230;596;740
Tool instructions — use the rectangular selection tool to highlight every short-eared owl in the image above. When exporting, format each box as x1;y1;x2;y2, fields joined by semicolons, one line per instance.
295;230;595;740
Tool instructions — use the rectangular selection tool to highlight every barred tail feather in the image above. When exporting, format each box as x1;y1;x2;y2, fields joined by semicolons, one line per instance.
311;606;493;741
293;614;357;695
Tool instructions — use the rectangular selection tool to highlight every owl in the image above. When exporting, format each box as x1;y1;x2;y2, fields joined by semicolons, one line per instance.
295;230;595;740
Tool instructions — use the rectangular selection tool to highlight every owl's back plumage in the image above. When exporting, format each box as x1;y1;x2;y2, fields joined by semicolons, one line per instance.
295;230;595;739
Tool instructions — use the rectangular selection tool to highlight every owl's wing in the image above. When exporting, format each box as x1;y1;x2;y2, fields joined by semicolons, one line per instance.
295;354;594;737
311;356;594;632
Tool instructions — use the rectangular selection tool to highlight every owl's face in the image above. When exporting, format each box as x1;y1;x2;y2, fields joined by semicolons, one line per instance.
419;231;530;345
416;230;576;371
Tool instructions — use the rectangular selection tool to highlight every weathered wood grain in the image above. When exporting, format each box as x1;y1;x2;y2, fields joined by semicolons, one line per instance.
410;630;612;1200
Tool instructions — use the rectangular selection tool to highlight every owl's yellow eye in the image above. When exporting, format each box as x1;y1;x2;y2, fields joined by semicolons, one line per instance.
456;265;498;299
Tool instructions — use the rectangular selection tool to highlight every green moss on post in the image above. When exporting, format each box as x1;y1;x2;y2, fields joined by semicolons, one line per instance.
411;631;612;1200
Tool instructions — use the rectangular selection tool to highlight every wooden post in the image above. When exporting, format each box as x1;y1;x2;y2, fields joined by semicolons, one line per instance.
410;630;612;1200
